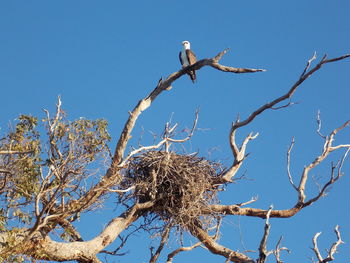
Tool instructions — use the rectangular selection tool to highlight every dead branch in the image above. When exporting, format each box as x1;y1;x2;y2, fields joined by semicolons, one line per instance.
107;185;135;193
119;110;199;167
221;131;259;182
274;236;290;263
189;224;255;263
316;110;326;139
204;203;301;219
166;242;201;263
298;120;350;204
300;51;317;77
312;225;344;263
230;53;350;132
286;137;298;191
257;206;273;263
235;196;258;207
204;129;349;220
167;218;221;263
220;53;350;183
166;109;199;143
149;225;171;263
207;145;348;218
257;206;291;263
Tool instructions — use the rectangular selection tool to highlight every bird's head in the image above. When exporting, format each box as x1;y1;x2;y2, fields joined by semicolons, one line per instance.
182;40;191;50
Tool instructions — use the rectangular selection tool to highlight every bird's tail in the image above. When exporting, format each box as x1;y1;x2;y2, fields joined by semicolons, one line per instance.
189;70;196;83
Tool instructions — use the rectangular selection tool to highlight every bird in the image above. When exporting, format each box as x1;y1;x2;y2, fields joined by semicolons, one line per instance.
179;40;197;83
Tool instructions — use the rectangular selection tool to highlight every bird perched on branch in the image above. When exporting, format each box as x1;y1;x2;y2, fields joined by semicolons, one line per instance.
179;40;197;83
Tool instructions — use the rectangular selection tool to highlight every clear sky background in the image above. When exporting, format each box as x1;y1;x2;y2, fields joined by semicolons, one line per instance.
0;1;349;262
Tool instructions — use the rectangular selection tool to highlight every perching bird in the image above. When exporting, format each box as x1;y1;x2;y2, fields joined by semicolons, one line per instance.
179;40;197;83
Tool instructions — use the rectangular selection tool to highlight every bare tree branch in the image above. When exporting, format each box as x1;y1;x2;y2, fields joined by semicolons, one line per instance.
312;225;344;263
286;137;298;191
235;196;258;207
166;219;222;263
298;120;350;204
107;185;135;193
274;236;290;263
316;110;326;139
221;131;259;182
189;224;255;263
229;53;350;132
149;225;171;263
219;53;350;184
301;51;317;77
119;110;199;167
207;135;349;219
166;242;201;263
166;109;199;143
258;206;273;263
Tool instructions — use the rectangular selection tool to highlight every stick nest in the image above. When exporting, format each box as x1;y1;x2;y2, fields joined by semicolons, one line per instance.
122;151;223;230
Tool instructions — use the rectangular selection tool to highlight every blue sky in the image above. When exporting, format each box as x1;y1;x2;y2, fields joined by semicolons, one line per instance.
0;1;349;262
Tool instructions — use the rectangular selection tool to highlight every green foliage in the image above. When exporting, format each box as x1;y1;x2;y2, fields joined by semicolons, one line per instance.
54;118;111;163
0;228;27;262
0;115;41;228
0;110;111;233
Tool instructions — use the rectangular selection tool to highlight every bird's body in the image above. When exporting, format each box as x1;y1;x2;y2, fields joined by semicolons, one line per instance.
179;41;197;83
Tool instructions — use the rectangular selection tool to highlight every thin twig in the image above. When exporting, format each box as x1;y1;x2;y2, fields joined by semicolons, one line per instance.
150;225;171;263
316;110;326;139
286;137;298;191
300;51;317;77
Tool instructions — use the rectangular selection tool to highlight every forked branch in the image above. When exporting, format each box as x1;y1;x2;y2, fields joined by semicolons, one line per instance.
257;206;290;263
230;53;350;132
298;120;350;203
206;120;350;219
258;206;273;263
220;53;350;183
312;225;344;263
149;225;171;263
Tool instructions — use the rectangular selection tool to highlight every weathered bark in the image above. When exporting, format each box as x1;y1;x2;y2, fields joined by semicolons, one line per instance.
189;225;255;263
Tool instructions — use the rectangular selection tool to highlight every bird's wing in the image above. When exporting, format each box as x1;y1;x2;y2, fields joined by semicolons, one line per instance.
179;51;184;66
186;49;197;65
